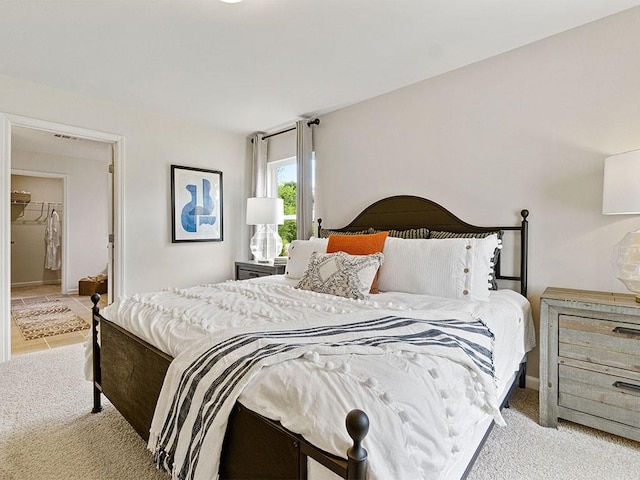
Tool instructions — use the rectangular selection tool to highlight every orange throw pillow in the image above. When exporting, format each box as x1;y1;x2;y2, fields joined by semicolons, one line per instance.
327;231;389;255
327;231;389;293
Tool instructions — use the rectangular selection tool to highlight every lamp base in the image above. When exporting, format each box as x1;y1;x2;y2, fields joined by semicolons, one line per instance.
611;230;640;304
250;225;283;263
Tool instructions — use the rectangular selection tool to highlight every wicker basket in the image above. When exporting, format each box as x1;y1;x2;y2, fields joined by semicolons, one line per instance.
78;277;108;296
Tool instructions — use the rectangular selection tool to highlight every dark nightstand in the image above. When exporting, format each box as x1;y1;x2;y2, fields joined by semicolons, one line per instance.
235;261;286;280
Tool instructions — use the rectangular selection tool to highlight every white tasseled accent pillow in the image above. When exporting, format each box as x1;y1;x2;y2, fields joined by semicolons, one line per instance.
296;251;384;299
285;238;329;279
377;235;499;301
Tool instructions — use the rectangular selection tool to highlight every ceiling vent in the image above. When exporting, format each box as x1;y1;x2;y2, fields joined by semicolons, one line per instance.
53;133;80;141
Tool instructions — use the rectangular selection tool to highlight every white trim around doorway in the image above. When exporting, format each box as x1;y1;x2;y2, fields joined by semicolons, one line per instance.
0;113;125;363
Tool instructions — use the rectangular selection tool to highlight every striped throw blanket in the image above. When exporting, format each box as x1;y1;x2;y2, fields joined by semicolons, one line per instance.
149;313;500;480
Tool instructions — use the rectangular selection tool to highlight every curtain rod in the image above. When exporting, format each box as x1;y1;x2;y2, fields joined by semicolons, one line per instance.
261;118;320;141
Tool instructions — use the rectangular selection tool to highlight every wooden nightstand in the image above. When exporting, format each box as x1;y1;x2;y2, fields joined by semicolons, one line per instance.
235;261;286;281
539;287;640;441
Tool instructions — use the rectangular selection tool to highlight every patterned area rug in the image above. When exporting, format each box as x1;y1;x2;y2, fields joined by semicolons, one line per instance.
12;299;89;340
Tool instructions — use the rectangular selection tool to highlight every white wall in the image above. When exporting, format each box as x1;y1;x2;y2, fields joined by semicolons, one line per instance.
11;150;110;293
0;74;248;295
314;7;640;380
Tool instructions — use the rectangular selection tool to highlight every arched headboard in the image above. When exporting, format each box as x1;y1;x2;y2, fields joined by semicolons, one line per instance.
317;195;529;296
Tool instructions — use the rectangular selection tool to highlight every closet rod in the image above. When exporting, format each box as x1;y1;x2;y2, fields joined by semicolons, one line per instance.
27;201;63;206
260;118;320;141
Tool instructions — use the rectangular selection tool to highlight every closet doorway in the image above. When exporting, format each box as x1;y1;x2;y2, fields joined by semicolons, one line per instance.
1;116;124;362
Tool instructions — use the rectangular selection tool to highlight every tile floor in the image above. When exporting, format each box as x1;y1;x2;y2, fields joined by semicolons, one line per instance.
11;284;108;355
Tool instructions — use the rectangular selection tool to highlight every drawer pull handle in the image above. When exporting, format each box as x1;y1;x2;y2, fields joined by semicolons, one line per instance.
613;381;640;393
612;326;640;337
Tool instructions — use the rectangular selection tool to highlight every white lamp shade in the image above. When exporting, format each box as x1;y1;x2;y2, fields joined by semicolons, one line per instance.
602;150;640;214
246;197;284;225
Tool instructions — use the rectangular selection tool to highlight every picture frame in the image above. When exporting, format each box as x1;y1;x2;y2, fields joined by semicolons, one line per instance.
171;165;223;242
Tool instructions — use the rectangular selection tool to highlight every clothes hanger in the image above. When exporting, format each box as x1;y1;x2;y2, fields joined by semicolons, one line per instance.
34;202;45;222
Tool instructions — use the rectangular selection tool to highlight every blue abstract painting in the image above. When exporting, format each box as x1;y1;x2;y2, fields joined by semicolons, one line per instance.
171;166;223;242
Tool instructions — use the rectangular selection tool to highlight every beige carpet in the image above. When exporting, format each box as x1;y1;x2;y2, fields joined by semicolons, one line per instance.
11;299;89;340
0;344;166;480
0;344;638;480
467;386;640;479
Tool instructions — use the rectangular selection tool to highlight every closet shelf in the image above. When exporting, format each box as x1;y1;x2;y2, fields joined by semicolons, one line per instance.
10;192;31;204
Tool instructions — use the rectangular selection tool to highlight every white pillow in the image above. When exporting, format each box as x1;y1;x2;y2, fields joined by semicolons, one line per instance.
377;235;499;301
285;238;329;279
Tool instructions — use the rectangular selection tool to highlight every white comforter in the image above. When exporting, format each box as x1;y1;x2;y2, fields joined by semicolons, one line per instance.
98;279;534;480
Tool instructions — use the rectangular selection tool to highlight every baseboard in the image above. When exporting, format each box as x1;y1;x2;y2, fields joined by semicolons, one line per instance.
525;375;539;391
11;280;62;288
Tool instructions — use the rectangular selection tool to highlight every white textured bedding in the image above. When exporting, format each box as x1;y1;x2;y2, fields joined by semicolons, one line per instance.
97;276;534;479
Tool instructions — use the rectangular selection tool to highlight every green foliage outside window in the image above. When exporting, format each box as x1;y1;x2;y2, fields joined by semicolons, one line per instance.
279;220;297;253
278;181;297;253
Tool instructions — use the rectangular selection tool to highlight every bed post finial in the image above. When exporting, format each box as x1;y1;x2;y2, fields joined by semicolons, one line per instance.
346;409;369;480
317;218;323;237
91;293;101;308
91;293;103;413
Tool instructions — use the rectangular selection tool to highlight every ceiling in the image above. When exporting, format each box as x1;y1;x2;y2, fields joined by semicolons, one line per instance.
1;0;639;134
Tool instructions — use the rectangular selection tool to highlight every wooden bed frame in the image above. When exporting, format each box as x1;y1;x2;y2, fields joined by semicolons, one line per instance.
91;195;529;480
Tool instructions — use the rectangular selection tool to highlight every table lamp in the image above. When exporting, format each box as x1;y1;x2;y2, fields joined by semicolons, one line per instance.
602;149;640;301
246;197;284;263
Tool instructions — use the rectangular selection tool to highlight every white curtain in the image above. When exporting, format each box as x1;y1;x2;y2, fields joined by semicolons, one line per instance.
248;133;268;259
296;120;314;240
250;133;268;197
250;121;315;241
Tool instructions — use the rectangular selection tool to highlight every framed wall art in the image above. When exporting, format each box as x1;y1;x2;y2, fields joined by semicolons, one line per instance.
171;165;223;242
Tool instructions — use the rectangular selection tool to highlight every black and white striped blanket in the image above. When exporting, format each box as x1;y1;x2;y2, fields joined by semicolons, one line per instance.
149;313;500;480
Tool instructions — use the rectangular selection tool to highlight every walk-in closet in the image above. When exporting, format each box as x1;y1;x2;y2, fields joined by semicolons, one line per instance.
11;175;64;291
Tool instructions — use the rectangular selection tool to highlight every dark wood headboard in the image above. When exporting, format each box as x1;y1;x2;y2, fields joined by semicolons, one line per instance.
317;195;529;296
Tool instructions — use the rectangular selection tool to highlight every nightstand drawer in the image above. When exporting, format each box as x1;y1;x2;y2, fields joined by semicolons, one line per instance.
559;364;640;428
237;269;269;281
559;314;640;372
235;261;286;281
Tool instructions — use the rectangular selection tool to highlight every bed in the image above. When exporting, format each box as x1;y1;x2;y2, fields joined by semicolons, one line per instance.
89;195;533;480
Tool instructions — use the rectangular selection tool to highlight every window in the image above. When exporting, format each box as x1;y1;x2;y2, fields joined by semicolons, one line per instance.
267;157;297;253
